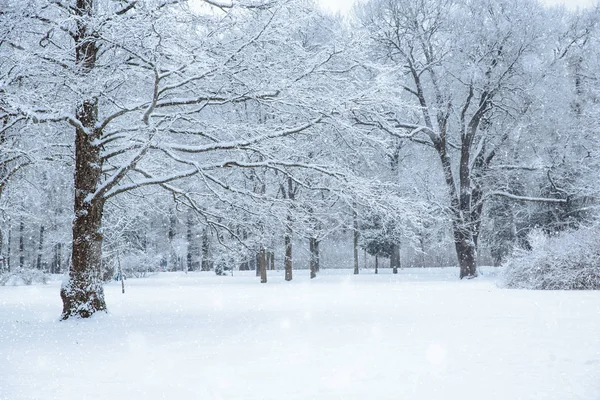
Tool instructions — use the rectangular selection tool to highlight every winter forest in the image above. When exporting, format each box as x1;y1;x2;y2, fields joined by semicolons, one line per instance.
1;0;600;398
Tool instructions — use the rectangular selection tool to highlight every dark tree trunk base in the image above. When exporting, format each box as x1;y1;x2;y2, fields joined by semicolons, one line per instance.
457;239;478;279
60;277;106;319
459;266;478;279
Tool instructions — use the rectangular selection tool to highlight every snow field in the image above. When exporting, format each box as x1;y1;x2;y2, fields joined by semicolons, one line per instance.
1;268;599;400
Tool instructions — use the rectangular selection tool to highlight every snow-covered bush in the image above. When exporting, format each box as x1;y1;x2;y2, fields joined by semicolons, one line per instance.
502;227;600;290
0;268;49;286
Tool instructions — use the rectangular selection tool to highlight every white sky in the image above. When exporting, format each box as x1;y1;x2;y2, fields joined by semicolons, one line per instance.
319;0;597;14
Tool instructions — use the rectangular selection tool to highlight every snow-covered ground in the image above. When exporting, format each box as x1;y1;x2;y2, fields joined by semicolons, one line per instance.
1;267;599;400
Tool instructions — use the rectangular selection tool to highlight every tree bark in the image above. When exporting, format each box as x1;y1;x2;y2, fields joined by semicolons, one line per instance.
434;141;478;279
283;177;295;281
19;219;24;269
0;229;3;271
309;237;319;279
52;242;63;274
256;250;261;277
186;213;193;272
61;98;107;318
6;227;11;272
167;209;178;271
375;255;378;274
36;225;44;270
201;228;211;271
353;208;359;275
61;2;107;319
455;228;477;279
259;246;267;283
390;243;400;274
265;251;271;272
284;224;292;281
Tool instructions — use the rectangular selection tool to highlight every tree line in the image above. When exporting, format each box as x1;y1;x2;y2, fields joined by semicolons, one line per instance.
1;0;598;318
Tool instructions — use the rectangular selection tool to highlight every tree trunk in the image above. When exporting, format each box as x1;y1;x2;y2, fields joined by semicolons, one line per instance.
239;230;249;271
6;227;11;271
471;147;487;251
419;235;426;268
62;196;106;319
36;225;44;270
52;243;63;274
434;141;479;279
309;237;319;279
282;177;295;281
256;250;261;277
259;246;267;283
375;255;378;274
186;213;193;272
284;225;292;281
269;251;275;270
265;251;271;272
390;243;400;274
61;4;106;318
455;228;477;279
201;228;211;271
0;229;3;271
353;208;359;275
19;219;24;269
471;184;484;250
314;239;320;274
249;249;257;274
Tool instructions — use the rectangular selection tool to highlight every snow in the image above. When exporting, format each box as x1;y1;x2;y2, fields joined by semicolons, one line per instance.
1;268;600;400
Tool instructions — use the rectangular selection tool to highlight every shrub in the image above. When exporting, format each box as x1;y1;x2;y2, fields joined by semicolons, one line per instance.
0;268;49;286
502;226;600;290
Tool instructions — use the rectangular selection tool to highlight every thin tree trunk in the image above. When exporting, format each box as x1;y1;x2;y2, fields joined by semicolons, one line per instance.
283;177;295;281
471;147;487;251
167;209;177;271
375;255;378;274
36;225;45;270
117;252;125;294
471;184;484;250
249;250;257;274
53;243;63;274
256;250;261;277
265;251;271;272
201;228;211;271
6;227;11;272
269;251;275;270
259;246;267;283
284;224;292;281
420;235;426;268
309;237;319;279
19;219;24;269
0;229;3;271
353;207;359;275
186;213;193;272
239;230;249;271
391;243;400;274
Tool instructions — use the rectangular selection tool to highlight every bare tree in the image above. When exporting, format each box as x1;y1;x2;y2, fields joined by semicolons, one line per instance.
357;0;548;278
